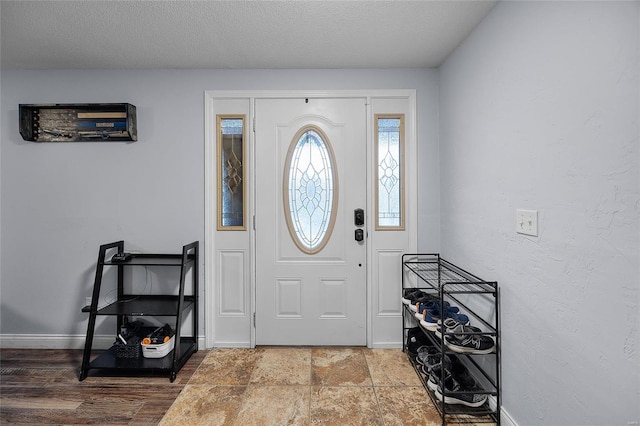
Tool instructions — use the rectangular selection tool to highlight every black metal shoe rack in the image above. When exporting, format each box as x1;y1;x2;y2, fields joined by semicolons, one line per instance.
79;240;198;382
401;254;500;425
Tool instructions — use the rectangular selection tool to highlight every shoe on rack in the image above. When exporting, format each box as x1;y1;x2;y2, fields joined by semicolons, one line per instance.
414;302;443;320
409;294;439;313
401;288;425;306
423;299;452;312
416;344;442;367
426;354;465;392
402;289;437;305
406;326;431;356
444;323;495;355
414;300;453;320
434;374;488;408
435;318;479;339
420;313;438;331
420;352;454;380
421;309;470;332
414;300;444;321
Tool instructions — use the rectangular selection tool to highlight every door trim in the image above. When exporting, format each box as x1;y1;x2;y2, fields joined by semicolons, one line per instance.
204;90;417;349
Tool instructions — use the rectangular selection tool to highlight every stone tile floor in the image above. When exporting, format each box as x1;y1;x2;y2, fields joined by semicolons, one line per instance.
159;347;490;426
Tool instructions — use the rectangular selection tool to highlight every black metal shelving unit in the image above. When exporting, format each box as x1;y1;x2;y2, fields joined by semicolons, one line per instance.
402;254;501;425
79;240;198;382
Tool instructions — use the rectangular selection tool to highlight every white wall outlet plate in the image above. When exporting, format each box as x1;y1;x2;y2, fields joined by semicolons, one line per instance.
516;209;538;236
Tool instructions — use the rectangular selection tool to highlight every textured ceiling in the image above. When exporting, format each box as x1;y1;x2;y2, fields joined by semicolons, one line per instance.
0;0;497;70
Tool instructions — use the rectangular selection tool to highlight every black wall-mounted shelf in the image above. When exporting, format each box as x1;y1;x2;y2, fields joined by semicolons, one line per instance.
19;103;137;142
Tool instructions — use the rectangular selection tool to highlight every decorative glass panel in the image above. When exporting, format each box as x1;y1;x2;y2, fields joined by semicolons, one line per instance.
218;115;246;230
284;126;337;254
376;115;404;229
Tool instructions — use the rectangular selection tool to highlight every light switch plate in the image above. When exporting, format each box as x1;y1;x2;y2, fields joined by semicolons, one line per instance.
516;209;538;236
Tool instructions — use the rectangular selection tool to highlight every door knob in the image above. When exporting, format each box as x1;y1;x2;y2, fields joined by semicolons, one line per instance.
355;229;364;242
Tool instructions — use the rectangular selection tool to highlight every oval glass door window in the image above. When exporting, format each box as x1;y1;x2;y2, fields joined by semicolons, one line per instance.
284;125;338;254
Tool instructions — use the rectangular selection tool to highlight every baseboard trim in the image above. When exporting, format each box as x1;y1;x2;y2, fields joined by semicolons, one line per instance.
485;396;516;426
210;341;252;348
0;334;105;350
0;334;207;350
370;341;403;349
500;405;518;426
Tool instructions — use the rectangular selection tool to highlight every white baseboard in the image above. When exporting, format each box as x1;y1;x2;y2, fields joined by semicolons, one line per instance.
210;341;252;348
0;334;207;350
471;394;517;426
370;341;403;349
0;334;107;350
500;404;518;426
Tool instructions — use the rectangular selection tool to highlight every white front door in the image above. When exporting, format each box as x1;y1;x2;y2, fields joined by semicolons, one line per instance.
255;97;367;345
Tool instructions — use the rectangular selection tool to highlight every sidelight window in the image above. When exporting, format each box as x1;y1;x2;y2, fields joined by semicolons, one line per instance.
375;115;405;230
217;115;246;230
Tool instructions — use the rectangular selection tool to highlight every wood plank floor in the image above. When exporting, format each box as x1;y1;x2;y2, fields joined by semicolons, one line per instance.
0;348;206;425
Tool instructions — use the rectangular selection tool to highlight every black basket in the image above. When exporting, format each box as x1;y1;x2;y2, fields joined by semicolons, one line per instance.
113;336;141;358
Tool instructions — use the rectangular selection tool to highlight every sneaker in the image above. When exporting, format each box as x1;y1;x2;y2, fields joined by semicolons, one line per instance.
413;301;427;319
414;299;452;320
406;327;431;356
435;318;479;339
444;323;495;354
401;288;425;305
420;352;453;380
409;294;439;313
421;308;470;332
424;299;452;312
402;289;437;305
419;311;437;331
416;344;442;367
426;354;464;391
434;375;488;408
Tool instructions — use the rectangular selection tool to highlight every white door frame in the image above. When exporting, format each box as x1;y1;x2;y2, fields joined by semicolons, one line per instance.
204;90;417;349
